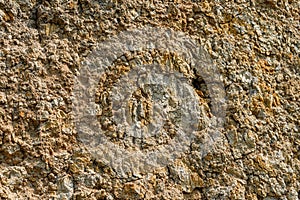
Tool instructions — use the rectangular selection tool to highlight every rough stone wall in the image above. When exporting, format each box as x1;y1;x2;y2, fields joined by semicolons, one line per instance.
0;0;299;199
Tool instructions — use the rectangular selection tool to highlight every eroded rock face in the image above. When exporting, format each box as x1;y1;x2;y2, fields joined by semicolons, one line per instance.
169;160;204;193
0;0;299;199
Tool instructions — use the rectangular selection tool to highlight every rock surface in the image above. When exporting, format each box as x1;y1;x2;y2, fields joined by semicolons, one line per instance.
0;0;299;199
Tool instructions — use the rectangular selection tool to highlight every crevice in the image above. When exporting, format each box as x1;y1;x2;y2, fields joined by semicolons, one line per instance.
78;0;83;14
32;0;43;43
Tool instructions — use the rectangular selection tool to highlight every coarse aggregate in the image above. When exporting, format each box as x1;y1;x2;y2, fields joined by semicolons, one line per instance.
0;0;299;199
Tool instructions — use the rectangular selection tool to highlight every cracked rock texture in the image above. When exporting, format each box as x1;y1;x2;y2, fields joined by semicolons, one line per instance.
0;0;299;199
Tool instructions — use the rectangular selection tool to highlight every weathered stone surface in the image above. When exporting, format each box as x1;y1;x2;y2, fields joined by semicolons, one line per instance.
0;0;299;199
